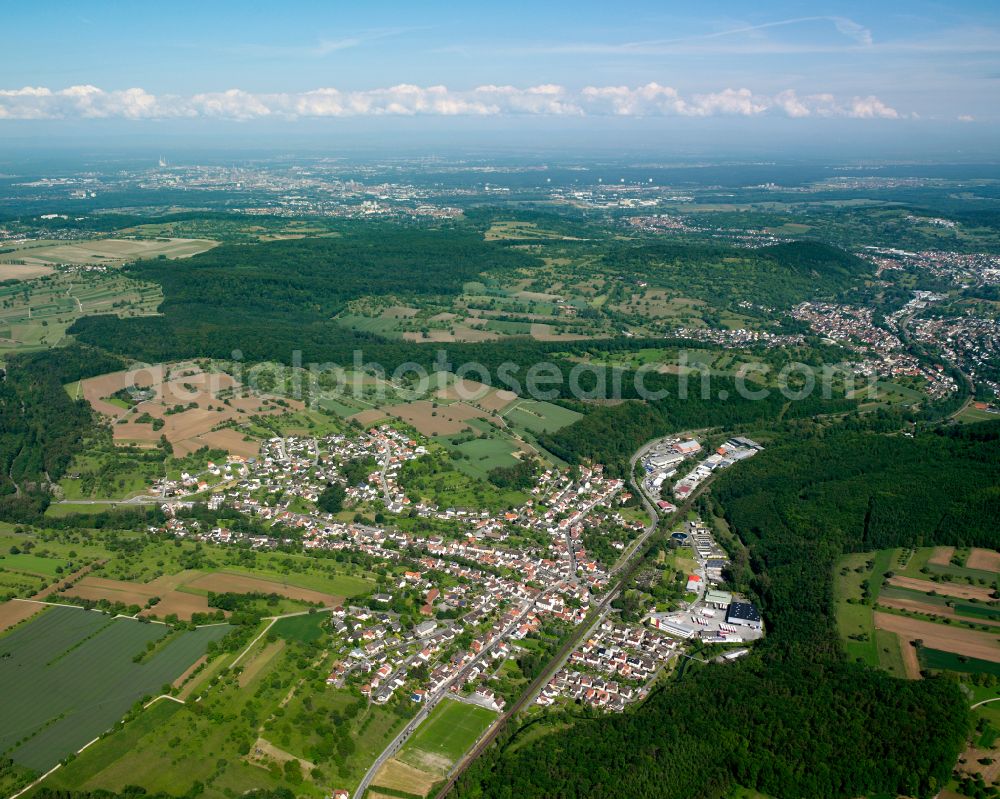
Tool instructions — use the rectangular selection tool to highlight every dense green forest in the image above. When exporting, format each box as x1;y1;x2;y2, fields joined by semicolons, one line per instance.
602;240;871;308
0;345;124;521
454;423;1000;799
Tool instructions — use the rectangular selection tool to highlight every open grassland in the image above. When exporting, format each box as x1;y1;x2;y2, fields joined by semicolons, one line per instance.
0;606;229;773
0;552;68;577
874;629;909;679
269;612;328;643
443;436;522;482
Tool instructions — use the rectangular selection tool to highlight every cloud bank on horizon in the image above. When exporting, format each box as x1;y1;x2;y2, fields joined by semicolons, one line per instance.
0;83;903;122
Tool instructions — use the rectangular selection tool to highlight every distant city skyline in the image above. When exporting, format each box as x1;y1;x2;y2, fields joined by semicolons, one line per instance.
1;1;997;153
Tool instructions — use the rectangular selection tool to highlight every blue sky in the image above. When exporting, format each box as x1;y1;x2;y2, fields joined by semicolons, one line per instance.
1;1;998;151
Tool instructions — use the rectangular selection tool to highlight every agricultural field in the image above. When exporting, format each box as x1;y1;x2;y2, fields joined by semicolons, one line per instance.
53;569;348;621
0;236;216;271
834;547;1000;678
0;526;376;614
0;268;161;354
76;361;306;458
36;610;416;799
372;699;498;797
334;257;622;344
0;606;230;774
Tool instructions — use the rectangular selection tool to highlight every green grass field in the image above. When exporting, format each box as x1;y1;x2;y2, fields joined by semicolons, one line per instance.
270;612;329;643
833;549;897;667
443;436;522;481
220;562;374;598
503;399;582;436
874;629;908;678
918;648;1000;677
955;406;1000;424
399;698;497;772
0;552;68;577
0;606;230;772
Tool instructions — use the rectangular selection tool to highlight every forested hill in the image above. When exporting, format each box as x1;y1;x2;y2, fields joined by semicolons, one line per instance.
131;229;540;320
454;423;999;799
69;231;870;371
602;240;871;308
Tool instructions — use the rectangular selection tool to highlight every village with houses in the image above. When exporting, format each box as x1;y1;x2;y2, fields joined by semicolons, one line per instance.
132;419;765;739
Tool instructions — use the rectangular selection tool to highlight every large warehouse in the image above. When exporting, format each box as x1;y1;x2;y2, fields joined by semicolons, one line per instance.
726;602;762;630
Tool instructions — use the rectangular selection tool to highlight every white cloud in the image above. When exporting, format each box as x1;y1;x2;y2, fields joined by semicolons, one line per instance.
845;95;900;119
0;83;904;121
958;114;975;122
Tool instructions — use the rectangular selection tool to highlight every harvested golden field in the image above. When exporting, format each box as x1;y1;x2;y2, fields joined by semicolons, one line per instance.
372;757;439;798
380;305;419;319
0;599;43;631
928;546;955;566
52;574;214;620
0;263;54;280
142;592;215;620
472;388;518;413
887;575;995;602
57;577;156;607
183;428;261;459
382;400;488;436
897;633;921;679
403;325;498;343
435;378;492;403
874;612;1000;662
967;548;1000;572
184;572;341;606
349;408;391;427
0;237;216;269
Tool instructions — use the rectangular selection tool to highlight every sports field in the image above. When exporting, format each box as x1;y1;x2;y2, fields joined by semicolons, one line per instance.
0;606;230;772
398;698;497;774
